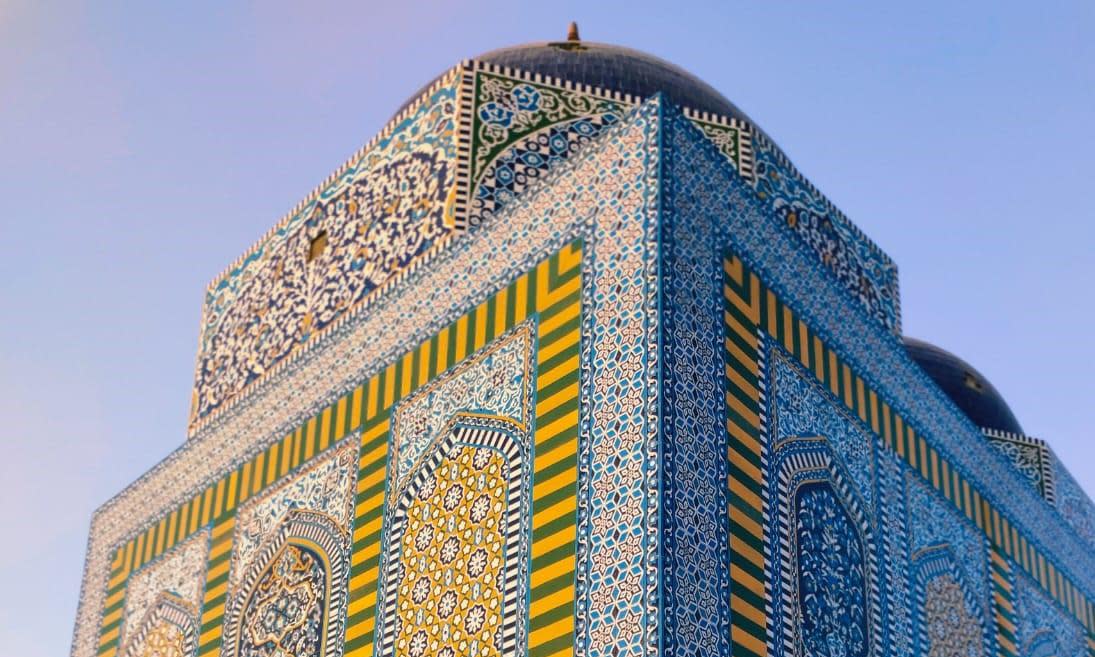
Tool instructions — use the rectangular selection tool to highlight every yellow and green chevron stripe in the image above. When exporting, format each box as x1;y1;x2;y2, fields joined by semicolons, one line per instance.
990;547;1018;657
722;255;768;657
722;252;1095;650
95;240;585;657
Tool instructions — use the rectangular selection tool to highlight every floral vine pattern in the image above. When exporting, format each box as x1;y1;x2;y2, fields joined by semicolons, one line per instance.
793;482;869;657
228;439;357;600
692;119;746;179
472;113;619;224
982;430;1051;500
70;62;1095;657
239;544;327;657
471;74;626;187
767;436;879;657
753;136;900;332
192;78;460;425
223;511;349;657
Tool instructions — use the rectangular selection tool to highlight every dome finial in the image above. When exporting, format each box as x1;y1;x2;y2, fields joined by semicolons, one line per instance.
567;21;580;42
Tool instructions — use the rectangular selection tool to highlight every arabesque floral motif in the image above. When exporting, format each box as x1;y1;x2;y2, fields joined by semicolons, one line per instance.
193;79;460;424
1015;567;1088;657
229;439;356;598
121;530;209;648
753;136;899;332
390;325;530;492
983;434;1045;496
472;74;624;185
239;544;326;657
472;114;619;223
71;60;1095;657
794;482;869;657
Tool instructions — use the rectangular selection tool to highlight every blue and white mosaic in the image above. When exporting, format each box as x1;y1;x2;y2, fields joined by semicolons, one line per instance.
72;47;1095;657
1015;567;1088;657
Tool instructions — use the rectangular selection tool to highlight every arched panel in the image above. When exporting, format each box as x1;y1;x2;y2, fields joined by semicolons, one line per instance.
792;480;869;657
237;542;328;657
912;546;984;657
119;592;198;657
377;415;527;657
769;437;882;657
222;510;349;657
1025;630;1058;657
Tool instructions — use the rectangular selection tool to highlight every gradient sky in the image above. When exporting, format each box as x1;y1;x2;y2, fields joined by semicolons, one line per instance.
2;2;1093;654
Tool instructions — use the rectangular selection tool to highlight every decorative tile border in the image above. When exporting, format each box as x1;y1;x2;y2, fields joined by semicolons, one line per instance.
189;51;900;434
722;257;769;657
982;428;1055;503
341;245;585;657
191;73;465;430
722;252;1095;637
660;102;1094;598
990;546;1019;657
78;98;667;657
91;242;586;657
77;80;1095;657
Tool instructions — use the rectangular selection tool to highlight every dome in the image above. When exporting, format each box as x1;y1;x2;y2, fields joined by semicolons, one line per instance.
477;38;751;122
396;24;754;124
903;337;1023;434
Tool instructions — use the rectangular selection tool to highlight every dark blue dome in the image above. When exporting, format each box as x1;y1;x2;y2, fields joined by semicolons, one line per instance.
394;33;755;125
903;337;1023;434
477;40;751;122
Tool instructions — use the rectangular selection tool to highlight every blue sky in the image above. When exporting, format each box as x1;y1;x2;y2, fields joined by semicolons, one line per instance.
1;1;1092;654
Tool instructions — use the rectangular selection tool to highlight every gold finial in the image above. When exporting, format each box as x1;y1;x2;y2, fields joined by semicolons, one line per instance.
567;21;580;42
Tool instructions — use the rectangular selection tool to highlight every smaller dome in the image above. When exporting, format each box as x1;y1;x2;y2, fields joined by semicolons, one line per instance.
903;337;1023;435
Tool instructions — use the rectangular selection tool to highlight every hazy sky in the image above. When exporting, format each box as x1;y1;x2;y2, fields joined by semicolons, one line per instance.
2;2;1093;655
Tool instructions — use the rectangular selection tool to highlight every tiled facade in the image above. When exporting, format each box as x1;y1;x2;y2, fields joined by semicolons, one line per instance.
73;44;1094;657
